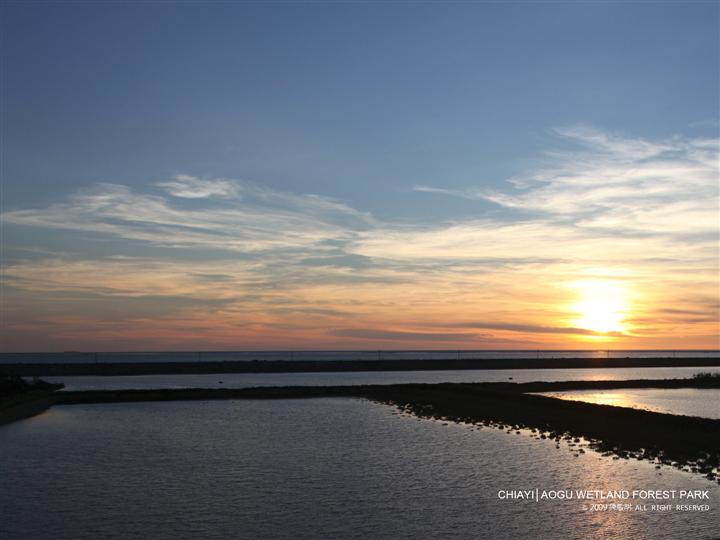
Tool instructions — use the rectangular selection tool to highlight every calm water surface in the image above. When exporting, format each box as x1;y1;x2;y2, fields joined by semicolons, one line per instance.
47;366;720;391
1;399;718;539
539;388;720;419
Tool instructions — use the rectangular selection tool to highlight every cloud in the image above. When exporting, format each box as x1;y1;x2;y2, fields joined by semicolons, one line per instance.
3;177;374;253
413;185;486;200
354;128;719;262
482;127;718;235
329;328;478;341
449;321;615;336
155;175;239;199
2;128;718;350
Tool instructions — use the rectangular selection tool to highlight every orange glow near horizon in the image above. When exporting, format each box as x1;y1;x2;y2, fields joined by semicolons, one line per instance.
2;256;720;351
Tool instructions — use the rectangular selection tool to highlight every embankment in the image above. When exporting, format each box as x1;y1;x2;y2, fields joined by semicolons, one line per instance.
4;356;720;376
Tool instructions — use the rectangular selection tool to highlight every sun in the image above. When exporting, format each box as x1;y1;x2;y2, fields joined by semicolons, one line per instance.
571;280;628;334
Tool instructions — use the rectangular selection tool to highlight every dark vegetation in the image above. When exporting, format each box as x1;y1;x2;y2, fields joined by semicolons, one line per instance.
692;371;720;380
0;373;64;403
0;373;64;425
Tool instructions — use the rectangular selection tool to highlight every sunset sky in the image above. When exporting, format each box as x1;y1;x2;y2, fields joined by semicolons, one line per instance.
1;2;718;351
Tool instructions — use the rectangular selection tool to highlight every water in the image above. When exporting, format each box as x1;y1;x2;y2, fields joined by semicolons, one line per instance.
46;366;720;391
2;349;718;364
1;399;718;539
538;388;720;419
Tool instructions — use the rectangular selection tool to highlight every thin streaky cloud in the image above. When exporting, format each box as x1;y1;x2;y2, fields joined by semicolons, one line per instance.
156;175;240;199
445;321;621;336
2;127;718;349
3;178;374;253
411;128;718;237
329;328;479;341
413;185;488;200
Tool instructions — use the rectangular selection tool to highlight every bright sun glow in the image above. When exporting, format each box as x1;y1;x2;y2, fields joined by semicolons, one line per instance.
571;280;629;334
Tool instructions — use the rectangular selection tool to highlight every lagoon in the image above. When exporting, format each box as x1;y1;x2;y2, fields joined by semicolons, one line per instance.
1;398;719;539
538;388;720;419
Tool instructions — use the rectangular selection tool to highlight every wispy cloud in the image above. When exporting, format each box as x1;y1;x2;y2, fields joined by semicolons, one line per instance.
449;321;619;336
3;176;374;253
356;128;718;260
155;175;239;199
413;185;486;200
2;128;718;350
414;127;717;234
484;127;718;235
329;328;479;341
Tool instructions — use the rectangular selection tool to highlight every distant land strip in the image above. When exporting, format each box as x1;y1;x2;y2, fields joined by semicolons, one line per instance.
4;356;720;376
55;377;720;402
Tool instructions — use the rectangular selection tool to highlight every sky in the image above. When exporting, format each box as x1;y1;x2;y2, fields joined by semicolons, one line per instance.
1;1;718;352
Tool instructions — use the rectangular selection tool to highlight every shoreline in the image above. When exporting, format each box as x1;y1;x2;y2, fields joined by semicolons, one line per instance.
4;356;720;376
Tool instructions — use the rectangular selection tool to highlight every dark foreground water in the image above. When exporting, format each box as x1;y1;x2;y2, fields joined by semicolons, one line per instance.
1;399;718;540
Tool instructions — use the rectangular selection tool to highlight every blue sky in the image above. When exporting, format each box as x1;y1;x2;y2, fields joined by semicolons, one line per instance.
1;2;718;351
4;2;717;214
